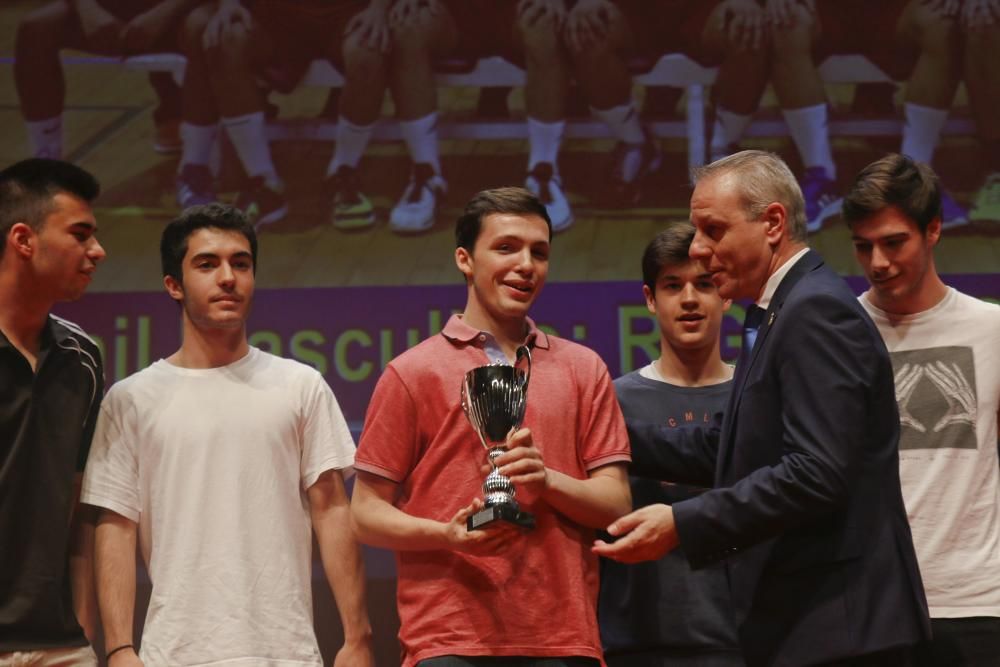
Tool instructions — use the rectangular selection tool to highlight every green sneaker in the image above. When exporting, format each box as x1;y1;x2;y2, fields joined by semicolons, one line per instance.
325;166;375;230
970;173;1000;223
235;176;288;229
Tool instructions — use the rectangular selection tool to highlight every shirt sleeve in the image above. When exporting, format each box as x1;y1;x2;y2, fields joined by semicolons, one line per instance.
579;354;632;471
76;344;105;472
354;364;419;483
300;369;356;489
80;389;141;522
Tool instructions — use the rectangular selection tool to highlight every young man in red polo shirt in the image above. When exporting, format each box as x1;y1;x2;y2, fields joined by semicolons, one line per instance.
352;186;632;666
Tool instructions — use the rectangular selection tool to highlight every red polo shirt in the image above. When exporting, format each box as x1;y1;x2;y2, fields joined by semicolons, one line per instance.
356;315;630;665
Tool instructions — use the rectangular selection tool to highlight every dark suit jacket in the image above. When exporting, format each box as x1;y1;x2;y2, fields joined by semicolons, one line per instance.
628;250;930;666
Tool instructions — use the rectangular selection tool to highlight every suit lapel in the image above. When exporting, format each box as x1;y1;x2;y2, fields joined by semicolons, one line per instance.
716;250;825;481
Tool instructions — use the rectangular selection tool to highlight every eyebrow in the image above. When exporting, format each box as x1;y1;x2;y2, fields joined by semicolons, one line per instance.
189;250;253;262
660;271;712;280
70;221;98;233
851;232;908;242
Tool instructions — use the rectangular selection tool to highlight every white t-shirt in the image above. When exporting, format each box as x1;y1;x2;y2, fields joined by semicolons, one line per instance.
861;288;1000;618
82;347;356;666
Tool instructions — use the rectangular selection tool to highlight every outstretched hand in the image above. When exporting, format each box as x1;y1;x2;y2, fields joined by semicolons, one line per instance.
592;503;678;563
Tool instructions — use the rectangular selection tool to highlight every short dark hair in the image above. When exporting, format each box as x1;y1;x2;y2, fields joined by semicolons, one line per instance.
642;222;696;291
0;158;100;252
455;186;551;251
842;153;942;233
160;203;258;283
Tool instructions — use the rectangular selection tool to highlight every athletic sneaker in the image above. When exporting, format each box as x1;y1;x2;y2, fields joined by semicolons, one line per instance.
235;176;288;229
801;167;842;233
325;166;375;230
970;173;1000;223
175;163;216;210
940;190;968;229
389;163;446;234
607;130;663;206
525;162;573;233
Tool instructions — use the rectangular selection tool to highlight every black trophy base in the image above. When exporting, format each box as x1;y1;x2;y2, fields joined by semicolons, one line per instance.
467;503;536;531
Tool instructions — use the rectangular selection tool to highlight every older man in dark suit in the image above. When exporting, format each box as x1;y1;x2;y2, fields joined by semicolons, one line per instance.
594;150;930;666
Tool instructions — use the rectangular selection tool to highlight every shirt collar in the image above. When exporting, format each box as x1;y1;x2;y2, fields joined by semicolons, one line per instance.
441;313;549;351
757;246;810;309
0;316;62;351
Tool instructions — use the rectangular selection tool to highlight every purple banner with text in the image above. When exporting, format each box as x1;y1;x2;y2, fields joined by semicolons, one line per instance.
54;275;1000;424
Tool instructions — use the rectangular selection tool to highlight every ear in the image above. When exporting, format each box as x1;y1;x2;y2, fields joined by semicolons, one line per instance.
7;222;35;259
642;284;656;314
455;246;474;280
722;297;733;312
164;274;184;301
925;216;942;247
761;202;787;245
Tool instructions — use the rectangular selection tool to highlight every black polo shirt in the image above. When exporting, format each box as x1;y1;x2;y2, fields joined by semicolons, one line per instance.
0;315;103;651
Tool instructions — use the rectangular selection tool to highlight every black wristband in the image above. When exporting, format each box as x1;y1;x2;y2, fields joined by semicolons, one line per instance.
106;644;135;660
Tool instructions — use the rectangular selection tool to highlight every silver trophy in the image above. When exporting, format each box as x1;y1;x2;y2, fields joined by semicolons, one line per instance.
460;345;536;531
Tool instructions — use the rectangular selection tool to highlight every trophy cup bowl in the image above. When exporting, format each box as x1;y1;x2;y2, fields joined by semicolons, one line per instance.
460;345;536;531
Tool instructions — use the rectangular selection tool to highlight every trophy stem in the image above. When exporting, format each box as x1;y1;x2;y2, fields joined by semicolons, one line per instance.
483;446;518;509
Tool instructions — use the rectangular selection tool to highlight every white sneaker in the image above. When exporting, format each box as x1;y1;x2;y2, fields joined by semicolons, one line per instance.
389;163;446;234
526;162;573;232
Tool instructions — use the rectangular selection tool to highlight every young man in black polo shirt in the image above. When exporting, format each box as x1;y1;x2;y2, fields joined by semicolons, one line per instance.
0;158;106;664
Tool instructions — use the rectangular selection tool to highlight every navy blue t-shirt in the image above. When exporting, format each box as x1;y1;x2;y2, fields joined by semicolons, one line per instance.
599;369;743;665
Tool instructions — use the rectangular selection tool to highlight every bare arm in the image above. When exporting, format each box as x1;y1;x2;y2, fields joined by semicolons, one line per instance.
68;476;98;643
95;510;143;666
544;463;631;528
351;471;520;553
493;428;632;529
308;470;374;667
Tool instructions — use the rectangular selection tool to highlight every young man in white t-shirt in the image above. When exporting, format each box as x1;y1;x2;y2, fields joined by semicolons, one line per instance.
844;153;1000;666
81;203;374;667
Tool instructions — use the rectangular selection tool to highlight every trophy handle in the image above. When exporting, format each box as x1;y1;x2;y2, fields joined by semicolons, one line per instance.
460;374;490;450
515;345;532;391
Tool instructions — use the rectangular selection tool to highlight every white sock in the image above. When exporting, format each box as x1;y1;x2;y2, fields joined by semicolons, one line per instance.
328;117;375;175
179;122;218;168
782;104;836;178
398;112;440;173
901;103;948;164
710;107;752;159
527;117;565;172
591;102;645;144
221;112;278;184
26;117;62;159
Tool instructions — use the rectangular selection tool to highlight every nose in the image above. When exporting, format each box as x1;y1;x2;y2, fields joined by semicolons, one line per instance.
680;282;699;304
87;237;107;263
870;245;890;271
218;262;236;285
514;247;534;274
689;232;710;261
